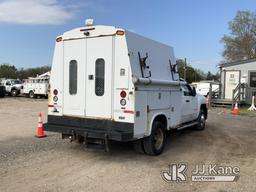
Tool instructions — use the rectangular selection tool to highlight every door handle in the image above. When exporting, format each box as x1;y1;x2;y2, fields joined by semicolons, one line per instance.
186;100;190;102
88;75;94;80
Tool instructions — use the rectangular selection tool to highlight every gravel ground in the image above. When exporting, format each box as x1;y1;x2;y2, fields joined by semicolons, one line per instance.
0;97;256;192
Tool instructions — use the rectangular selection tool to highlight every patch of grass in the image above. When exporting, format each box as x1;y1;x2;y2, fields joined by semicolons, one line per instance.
234;105;256;117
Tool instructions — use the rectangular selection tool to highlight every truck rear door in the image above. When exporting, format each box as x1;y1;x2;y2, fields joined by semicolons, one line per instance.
63;36;113;119
85;36;113;119
63;39;86;117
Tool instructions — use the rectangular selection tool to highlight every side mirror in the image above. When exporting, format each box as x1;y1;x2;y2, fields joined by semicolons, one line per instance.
192;87;196;96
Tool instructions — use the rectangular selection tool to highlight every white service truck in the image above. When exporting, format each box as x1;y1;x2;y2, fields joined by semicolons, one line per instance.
22;76;49;98
44;19;207;155
191;81;220;97
1;79;23;96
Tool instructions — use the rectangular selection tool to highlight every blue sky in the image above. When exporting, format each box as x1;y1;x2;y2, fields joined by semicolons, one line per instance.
0;0;255;72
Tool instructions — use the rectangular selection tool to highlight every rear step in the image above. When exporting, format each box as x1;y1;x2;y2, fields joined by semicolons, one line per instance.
62;132;109;152
177;121;198;131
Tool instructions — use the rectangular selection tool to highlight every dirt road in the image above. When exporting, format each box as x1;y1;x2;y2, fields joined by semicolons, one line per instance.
0;98;255;192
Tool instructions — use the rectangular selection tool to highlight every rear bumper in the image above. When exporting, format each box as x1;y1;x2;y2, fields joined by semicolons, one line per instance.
43;115;134;141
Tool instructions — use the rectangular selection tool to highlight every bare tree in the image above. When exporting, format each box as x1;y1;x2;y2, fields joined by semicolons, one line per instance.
221;11;256;62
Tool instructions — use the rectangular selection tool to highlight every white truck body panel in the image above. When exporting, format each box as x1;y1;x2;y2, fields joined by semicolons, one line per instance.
46;23;206;142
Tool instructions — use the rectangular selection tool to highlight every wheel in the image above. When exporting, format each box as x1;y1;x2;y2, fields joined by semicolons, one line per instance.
76;135;84;144
143;121;166;156
29;91;35;98
133;139;145;154
11;89;18;97
195;109;206;130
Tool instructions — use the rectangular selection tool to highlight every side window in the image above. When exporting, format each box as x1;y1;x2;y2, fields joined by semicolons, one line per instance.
69;60;77;95
95;58;105;96
181;84;193;96
249;72;256;88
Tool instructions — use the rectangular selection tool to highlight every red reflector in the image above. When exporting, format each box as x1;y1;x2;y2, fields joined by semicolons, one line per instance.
48;105;54;107
123;110;134;114
120;90;127;98
53;89;58;95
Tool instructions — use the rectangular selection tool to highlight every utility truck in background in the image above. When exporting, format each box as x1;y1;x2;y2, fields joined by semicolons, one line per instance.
191;81;220;97
44;19;207;155
22;72;50;98
0;79;23;97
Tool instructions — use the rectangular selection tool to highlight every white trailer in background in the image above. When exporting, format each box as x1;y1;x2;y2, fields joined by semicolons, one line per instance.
44;19;207;155
22;73;50;98
191;81;220;97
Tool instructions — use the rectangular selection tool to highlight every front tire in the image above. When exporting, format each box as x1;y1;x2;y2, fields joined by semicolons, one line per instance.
11;89;18;97
143;121;166;156
195;109;206;130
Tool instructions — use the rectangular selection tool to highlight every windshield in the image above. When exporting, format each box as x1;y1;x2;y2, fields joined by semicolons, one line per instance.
11;80;22;84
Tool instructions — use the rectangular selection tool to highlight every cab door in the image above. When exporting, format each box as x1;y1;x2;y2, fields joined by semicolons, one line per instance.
5;80;11;92
63;39;86;117
181;84;198;123
85;36;113;119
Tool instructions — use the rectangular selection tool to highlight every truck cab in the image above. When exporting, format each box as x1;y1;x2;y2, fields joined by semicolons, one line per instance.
44;19;207;155
2;79;23;97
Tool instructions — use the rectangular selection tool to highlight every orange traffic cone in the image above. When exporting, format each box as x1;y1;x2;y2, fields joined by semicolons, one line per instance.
232;100;240;115
36;113;46;138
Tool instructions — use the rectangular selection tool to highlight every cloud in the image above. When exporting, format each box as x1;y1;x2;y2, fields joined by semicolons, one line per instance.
0;0;77;25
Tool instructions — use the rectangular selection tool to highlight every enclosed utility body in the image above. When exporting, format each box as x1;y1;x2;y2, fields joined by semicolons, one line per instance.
22;76;49;98
44;20;207;155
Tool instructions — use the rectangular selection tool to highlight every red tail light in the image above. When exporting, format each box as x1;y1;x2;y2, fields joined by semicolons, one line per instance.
120;90;127;98
53;89;58;95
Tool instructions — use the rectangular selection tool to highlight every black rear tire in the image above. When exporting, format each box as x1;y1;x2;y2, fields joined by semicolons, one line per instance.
29;91;35;98
143;121;166;156
195;109;206;130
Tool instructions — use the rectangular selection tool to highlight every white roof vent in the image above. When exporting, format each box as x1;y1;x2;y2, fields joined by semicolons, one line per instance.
85;19;94;27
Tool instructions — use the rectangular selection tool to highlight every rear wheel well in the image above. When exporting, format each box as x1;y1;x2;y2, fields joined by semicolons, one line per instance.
200;104;208;119
153;115;167;130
